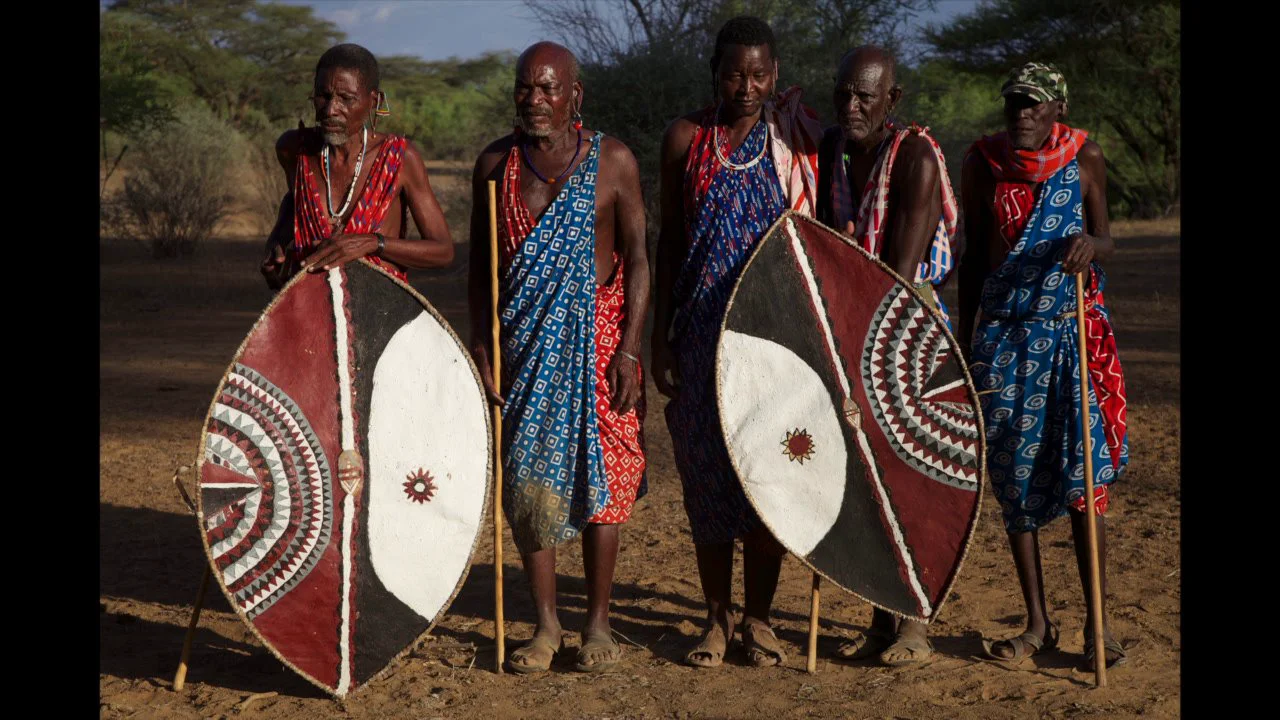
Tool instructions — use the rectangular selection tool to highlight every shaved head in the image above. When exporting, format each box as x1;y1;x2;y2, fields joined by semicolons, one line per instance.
517;41;580;85
513;41;583;139
833;45;902;147
837;45;897;91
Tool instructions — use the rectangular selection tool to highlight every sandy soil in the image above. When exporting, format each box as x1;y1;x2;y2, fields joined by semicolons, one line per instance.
100;218;1180;719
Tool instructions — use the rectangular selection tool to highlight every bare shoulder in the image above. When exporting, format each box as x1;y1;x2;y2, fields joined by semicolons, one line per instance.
1077;139;1106;181
1079;139;1106;162
398;135;428;180
401;135;426;163
897;133;940;171
275;128;310;164
599;133;639;175
661;111;703;160
472;134;517;182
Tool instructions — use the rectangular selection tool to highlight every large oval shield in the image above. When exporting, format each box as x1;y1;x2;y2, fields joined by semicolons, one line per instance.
193;260;491;697
716;211;983;622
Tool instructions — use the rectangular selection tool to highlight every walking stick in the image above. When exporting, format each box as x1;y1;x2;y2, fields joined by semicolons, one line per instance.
807;574;820;673
488;180;506;673
173;565;211;691
169;465;212;691
1074;271;1106;688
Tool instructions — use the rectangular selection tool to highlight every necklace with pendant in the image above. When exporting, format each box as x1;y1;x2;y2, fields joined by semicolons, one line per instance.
321;125;368;227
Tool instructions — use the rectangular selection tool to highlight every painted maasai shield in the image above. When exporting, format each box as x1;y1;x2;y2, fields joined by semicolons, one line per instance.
193;260;490;697
716;211;983;623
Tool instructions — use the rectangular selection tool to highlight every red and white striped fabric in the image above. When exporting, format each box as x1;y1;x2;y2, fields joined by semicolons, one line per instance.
763;86;822;215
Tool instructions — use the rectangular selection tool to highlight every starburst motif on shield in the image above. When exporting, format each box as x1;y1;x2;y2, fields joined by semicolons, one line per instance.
403;468;437;503
781;428;816;464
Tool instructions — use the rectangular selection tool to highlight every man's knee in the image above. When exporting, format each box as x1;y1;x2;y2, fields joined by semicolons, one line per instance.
745;526;785;557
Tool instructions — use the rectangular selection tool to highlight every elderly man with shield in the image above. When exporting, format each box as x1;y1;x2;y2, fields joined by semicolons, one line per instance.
259;43;455;287
813;45;961;668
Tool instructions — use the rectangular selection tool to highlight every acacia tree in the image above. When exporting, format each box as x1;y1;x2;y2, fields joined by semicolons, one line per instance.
104;0;343;131
925;0;1180;217
100;11;174;197
524;0;936;235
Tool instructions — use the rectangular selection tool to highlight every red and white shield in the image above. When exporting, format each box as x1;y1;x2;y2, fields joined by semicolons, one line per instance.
717;212;984;622
195;260;491;696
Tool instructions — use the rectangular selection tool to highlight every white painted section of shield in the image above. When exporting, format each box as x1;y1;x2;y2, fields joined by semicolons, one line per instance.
368;311;488;621
718;330;846;556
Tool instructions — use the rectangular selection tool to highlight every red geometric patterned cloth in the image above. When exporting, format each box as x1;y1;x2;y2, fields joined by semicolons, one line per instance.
292;133;409;281
497;146;647;524
975;129;1128;515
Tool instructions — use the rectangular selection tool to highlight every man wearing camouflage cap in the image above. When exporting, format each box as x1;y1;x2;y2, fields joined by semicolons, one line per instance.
957;62;1131;672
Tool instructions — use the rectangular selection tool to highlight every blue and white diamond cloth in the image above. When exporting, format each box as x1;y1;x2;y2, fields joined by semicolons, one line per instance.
969;158;1128;532
499;133;609;552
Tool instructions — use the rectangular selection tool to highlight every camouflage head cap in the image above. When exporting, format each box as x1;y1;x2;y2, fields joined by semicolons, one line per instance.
1000;62;1067;104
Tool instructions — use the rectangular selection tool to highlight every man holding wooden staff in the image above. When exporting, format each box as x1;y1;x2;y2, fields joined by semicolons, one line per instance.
957;62;1130;672
467;41;651;675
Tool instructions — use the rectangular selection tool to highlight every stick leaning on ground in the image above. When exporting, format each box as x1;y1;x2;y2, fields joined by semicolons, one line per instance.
807;574;820;673
1074;270;1106;689
488;180;506;673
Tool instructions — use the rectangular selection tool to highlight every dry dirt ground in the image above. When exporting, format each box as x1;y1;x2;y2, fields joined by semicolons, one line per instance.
100;216;1180;719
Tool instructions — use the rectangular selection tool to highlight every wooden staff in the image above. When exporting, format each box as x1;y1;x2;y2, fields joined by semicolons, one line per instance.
487;180;506;673
173;565;211;691
807;574;820;673
1074;271;1106;688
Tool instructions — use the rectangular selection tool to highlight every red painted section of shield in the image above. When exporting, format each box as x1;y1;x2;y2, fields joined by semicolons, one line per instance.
214;272;345;690
791;219;978;612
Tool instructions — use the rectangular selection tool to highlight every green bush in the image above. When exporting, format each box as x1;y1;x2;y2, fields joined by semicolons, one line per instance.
122;103;242;258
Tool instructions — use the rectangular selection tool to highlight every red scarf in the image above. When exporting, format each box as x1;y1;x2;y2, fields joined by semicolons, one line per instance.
975;123;1087;183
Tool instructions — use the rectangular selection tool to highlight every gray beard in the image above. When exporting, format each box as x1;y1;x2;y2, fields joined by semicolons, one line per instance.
517;115;554;137
323;129;350;146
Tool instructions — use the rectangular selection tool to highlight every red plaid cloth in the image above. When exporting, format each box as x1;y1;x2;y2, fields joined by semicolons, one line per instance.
975;123;1088;183
496;147;647;524
292;134;409;281
830;123;958;284
762;86;822;215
